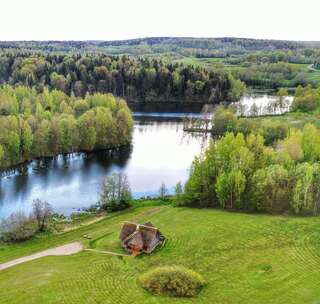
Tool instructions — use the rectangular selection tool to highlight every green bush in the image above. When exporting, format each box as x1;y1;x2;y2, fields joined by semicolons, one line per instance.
212;105;237;134
139;265;206;297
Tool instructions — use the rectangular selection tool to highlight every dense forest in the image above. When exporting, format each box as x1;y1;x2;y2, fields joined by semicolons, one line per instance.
1;37;320;57
179;84;320;215
0;50;244;103
224;49;320;88
234;62;308;88
181;126;320;215
225;49;320;65
1;38;320;93
0;86;133;169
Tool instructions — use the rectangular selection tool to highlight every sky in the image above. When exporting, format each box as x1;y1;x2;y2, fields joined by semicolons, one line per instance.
1;0;319;41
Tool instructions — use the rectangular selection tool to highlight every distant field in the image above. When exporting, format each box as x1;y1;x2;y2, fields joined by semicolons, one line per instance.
1;204;320;303
173;57;320;86
173;57;225;69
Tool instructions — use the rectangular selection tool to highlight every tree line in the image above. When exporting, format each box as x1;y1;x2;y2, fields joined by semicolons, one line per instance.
180;124;320;215
233;62;316;89
0;38;312;56
0;86;133;169
291;85;320;112
0;50;245;103
225;49;320;66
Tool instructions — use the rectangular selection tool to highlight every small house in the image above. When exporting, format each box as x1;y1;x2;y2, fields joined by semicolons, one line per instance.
119;221;165;256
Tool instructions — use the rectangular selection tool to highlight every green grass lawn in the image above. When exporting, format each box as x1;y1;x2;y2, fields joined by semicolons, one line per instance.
1;204;320;303
173;57;225;69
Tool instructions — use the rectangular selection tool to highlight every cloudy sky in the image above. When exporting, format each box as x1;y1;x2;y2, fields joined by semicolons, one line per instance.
1;0;319;41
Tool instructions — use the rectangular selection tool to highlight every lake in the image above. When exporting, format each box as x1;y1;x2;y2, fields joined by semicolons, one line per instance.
0;115;208;219
0;94;288;219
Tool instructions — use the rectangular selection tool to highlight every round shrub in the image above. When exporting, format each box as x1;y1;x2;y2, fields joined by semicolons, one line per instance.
139;265;205;297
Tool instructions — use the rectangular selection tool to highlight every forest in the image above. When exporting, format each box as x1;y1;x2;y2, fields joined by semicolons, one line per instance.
0;86;133;169
0;50;244;103
182;126;320;215
179;85;320;215
1;37;320;56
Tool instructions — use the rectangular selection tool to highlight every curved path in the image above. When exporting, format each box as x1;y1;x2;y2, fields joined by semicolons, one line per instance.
0;242;83;271
308;64;320;72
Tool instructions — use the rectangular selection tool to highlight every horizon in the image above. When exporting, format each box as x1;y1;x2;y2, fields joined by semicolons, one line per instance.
1;0;320;41
2;36;320;43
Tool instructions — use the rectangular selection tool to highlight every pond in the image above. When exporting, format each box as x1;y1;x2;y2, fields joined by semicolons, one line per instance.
0;94;286;219
236;93;293;116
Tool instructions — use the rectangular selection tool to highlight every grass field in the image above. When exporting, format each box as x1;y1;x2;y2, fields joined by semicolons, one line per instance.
173;57;225;69
1;203;320;303
173;57;320;86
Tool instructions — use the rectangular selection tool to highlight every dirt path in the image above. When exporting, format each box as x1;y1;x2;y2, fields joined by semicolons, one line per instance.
0;242;83;271
308;64;320;72
85;248;130;257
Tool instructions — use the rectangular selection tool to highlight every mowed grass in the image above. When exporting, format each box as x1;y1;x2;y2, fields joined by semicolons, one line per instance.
1;205;320;303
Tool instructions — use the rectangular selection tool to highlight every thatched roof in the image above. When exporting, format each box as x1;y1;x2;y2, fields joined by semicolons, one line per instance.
126;230;144;249
139;225;159;248
119;221;165;255
120;222;137;241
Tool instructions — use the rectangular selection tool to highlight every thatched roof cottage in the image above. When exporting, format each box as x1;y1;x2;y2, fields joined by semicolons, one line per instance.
119;222;165;256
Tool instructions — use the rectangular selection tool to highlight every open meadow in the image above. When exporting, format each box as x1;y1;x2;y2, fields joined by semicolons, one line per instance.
1;204;320;304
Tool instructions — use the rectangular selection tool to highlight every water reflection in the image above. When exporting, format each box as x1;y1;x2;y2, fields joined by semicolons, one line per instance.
0;116;207;218
0;94;283;218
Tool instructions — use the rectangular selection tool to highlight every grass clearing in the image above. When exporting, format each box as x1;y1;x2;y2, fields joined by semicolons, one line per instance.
1;205;320;303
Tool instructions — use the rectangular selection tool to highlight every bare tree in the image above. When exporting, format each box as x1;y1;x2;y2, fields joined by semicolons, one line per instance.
0;211;36;242
32;199;53;232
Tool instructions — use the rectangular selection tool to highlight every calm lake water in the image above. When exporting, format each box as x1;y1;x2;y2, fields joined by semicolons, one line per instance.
0;115;208;219
0;94;288;219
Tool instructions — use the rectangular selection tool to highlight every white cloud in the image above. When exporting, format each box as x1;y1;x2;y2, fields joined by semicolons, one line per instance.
0;0;319;41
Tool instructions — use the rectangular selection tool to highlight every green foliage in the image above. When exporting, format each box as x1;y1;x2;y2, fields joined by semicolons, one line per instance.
301;124;320;161
258;120;288;145
173;182;184;206
0;51;241;104
212;106;237;134
292;163;320;215
278;129;304;161
139;265;205;297
211;107;288;145
0;86;133;168
100;172;132;212
291;86;320;112
229;74;246;101
235;62;311;89
183;128;320;214
216;170;246;209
